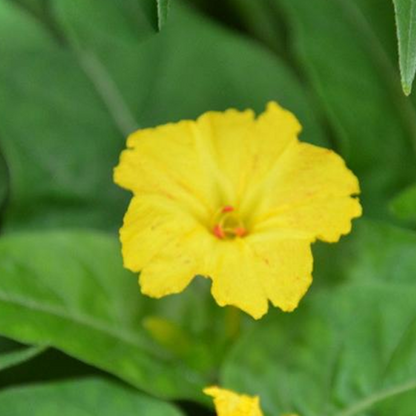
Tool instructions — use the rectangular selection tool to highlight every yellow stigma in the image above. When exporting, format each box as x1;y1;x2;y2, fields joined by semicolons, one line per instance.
212;205;247;240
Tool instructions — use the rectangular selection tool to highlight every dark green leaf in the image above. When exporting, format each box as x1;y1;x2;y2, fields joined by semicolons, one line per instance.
390;182;416;223
0;230;244;401
157;0;171;30
52;0;157;47
0;345;46;372
0;0;328;232
0;377;185;416
225;0;291;57
0;347;102;388
274;0;416;219
0;0;130;232
222;221;416;416
0;154;7;218
51;0;328;147
393;0;416;95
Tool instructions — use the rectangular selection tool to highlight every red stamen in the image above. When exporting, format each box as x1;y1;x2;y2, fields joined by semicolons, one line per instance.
213;224;225;239
234;227;247;237
222;205;234;213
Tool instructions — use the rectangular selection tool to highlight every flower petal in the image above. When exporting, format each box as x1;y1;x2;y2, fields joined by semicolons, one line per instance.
247;234;313;312
251;142;361;242
195;102;300;205
195;109;255;203
255;196;362;243
114;121;219;222
235;102;302;217
204;386;264;416
139;228;209;298
247;101;301;186
120;195;202;272
207;235;313;318
207;240;269;319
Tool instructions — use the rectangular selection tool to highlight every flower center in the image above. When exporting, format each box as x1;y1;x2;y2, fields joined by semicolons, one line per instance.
212;205;247;240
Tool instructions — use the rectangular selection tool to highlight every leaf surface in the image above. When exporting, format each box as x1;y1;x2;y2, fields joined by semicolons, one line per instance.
0;230;228;400
0;377;185;416
222;221;416;416
275;0;416;218
0;0;327;232
393;0;416;95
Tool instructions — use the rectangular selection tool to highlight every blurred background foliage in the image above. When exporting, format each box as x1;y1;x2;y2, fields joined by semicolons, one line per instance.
0;0;415;415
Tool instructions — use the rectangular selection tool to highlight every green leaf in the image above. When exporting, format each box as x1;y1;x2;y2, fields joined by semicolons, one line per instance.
224;0;291;57
393;0;416;95
0;154;7;218
274;0;416;218
0;377;185;416
0;0;328;232
0;348;105;389
0;0;130;232
390;182;416;222
0;345;46;372
0;230;230;401
222;221;416;416
157;0;171;30
52;0;158;47
86;1;327;148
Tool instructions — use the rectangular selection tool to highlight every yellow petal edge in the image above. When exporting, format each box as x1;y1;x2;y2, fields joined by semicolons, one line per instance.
204;386;264;416
204;386;299;416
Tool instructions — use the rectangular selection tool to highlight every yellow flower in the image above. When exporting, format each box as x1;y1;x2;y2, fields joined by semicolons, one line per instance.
204;386;264;416
204;386;299;416
114;102;361;319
